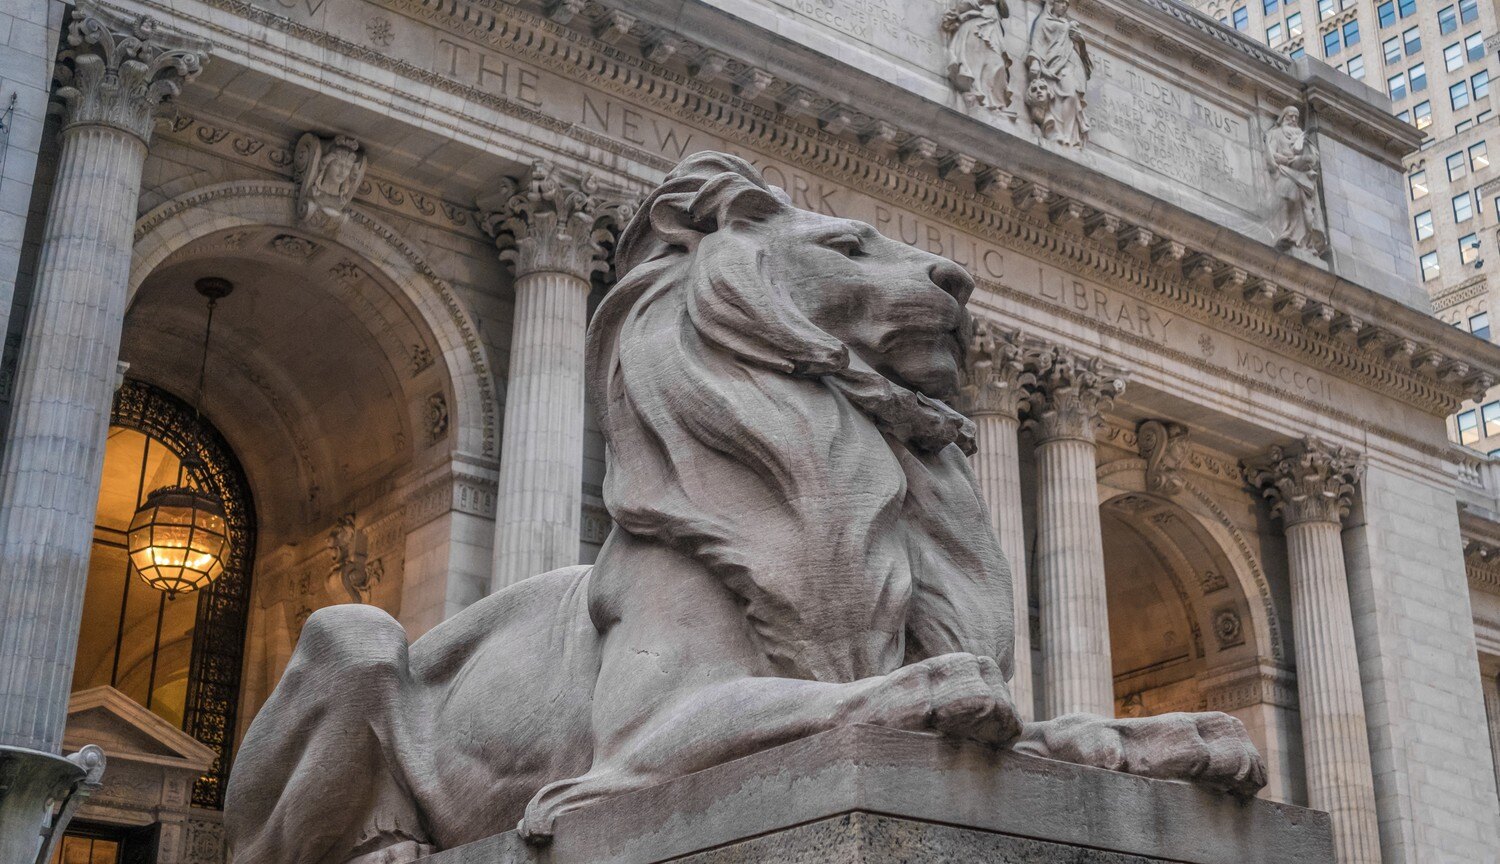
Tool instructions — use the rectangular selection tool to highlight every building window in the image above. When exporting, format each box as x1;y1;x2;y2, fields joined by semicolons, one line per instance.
1389;72;1408;99
1264;0;1279;12
1421;249;1441;279
1347;54;1366;79
1454;191;1475;221
1410;61;1428;91
1402;25;1421;53
1483;401;1500;436
1379;0;1397;24
1439;3;1458;32
1472;311;1492;340
1445;42;1464;70
1344;20;1361;46
1319;0;1336;18
1467;31;1485;61
1325;29;1342;56
1459;119;1475;132
1460;0;1478;23
1385;36;1404;62
1414;99;1432;127
1460;231;1481;263
1449;150;1468;179
1400;0;1418;17
1480;109;1494;121
1288;13;1304;37
1452;80;1471;109
1471;140;1489;170
1460;409;1480;444
1474;69;1491;98
1415;209;1435;238
1269;21;1286;45
1233;6;1250;29
1410;169;1429;198
1290;45;1307;58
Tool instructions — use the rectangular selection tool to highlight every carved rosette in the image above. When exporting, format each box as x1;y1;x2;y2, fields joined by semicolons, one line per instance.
1138;419;1189;496
479;162;638;281
1020;346;1127;443
293;132;367;231
956;323;1042;419
54;9;209;142
1244;436;1364;527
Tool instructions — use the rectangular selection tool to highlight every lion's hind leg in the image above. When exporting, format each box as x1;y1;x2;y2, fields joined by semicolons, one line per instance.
226;605;433;864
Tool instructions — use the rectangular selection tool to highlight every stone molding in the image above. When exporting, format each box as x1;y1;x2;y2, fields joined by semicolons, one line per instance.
55;7;209;143
156;0;1493;417
955;323;1041;419
478;162;638;281
1138;419;1190;497
1244;436;1365;527
1198;662;1298;712
1021;346;1128;444
404;462;499;531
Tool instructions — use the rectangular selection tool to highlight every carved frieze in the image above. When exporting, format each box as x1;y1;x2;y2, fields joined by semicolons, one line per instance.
1244;436;1364;527
55;9;208;142
943;1;1015;115
293;132;368;231
1023;0;1093;148
1263;107;1329;259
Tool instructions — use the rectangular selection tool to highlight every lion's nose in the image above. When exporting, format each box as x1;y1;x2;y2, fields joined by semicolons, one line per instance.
927;259;974;304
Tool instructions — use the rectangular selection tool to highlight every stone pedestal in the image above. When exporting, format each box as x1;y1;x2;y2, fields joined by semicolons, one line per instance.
420;725;1333;864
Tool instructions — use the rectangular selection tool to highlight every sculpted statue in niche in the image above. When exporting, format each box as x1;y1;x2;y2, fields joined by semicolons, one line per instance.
292;132;367;231
1264;106;1329;257
943;0;1014;113
1025;0;1093;147
225;153;1266;864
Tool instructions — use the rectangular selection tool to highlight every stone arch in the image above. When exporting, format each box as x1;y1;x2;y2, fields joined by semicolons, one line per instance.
130;180;496;462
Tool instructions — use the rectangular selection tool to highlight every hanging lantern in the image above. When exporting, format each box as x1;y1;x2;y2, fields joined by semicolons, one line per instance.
127;484;229;598
127;275;235;599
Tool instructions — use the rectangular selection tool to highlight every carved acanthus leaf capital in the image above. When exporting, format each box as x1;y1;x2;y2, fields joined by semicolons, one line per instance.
55;8;209;143
956;323;1041;419
1244;436;1364;527
1138;419;1189;496
293;132;367;231
478;162;639;282
1020;346;1128;443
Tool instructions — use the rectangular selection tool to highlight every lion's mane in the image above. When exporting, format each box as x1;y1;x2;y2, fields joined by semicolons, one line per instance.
585;152;1012;681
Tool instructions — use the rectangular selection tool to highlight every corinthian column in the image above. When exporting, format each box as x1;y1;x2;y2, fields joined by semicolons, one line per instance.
0;8;207;755
958;324;1041;721
1246;438;1380;864
480;164;633;591
1023;346;1127;718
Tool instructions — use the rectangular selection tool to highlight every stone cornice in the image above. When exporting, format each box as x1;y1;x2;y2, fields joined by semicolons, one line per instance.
126;0;1500;418
1460;508;1500;595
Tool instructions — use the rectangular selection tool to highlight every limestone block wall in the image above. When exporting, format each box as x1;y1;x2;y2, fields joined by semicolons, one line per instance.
1344;458;1500;861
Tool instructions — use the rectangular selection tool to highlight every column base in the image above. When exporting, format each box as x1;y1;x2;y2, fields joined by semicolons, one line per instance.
0;744;105;864
420;725;1333;864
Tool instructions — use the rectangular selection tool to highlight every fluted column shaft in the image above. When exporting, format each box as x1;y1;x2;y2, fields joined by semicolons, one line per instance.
1483;669;1500;809
1023;346;1126;719
481;163;634;591
0;10;205;753
972;411;1032;720
490;269;590;588
1248;437;1379;864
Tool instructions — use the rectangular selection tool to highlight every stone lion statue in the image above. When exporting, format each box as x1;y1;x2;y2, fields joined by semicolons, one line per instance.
225;152;1265;864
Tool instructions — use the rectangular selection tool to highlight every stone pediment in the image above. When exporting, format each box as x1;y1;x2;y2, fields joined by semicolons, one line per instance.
63;686;215;773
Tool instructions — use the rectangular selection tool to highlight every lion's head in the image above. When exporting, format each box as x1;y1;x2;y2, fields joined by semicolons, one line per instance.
588;152;1011;682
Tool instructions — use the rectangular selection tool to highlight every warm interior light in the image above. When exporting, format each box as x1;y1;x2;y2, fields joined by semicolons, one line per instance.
126;484;229;599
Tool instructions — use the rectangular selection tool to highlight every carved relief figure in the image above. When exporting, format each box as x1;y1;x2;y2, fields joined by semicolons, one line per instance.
943;0;1014;112
226;153;1265;864
1264;106;1328;256
327;514;382;604
1024;0;1092;147
292;132;367;231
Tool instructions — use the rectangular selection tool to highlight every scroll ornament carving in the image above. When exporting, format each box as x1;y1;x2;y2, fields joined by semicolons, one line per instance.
293;132;368;231
1021;346;1127;443
1137;419;1189;496
328;513;383;604
478;162;638;281
1243;436;1364;527
943;0;1014;113
955;323;1041;418
1024;0;1093;148
54;9;209;142
1264;107;1329;258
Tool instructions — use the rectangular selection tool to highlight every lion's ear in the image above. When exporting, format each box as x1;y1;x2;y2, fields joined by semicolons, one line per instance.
648;173;789;251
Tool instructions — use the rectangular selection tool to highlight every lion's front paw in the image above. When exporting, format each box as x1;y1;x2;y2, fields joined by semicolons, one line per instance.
1015;711;1267;796
852;652;1022;747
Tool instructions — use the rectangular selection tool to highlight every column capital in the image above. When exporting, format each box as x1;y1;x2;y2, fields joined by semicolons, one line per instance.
1244;436;1364;527
955;323;1040;419
1020;345;1127;444
478;162;639;281
55;8;209;143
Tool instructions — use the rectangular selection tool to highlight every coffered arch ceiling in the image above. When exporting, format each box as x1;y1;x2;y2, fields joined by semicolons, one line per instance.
123;226;448;549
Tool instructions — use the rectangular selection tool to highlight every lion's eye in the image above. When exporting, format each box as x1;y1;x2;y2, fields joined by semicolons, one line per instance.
824;234;865;257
